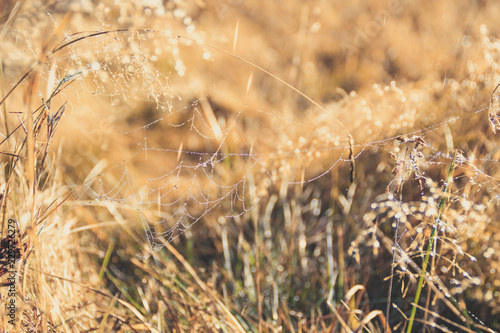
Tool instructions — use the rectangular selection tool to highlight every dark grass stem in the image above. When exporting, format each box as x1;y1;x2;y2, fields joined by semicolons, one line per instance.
406;150;458;333
385;146;409;332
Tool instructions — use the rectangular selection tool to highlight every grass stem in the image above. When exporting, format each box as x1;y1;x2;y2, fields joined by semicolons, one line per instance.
406;150;458;333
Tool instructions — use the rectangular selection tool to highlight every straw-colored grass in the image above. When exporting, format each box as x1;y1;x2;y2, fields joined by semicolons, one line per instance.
1;0;500;332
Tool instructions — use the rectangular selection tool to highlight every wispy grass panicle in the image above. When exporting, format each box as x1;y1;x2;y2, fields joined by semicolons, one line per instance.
1;1;500;332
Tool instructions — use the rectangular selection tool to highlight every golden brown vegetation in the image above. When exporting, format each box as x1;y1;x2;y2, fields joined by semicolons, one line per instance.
1;0;500;332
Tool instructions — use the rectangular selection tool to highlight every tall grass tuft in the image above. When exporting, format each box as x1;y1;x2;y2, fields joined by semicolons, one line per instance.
1;1;500;332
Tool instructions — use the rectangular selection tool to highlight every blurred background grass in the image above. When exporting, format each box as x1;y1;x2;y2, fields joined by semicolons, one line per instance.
1;0;500;332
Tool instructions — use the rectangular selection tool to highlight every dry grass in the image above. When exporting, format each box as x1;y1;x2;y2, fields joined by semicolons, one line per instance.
1;0;500;332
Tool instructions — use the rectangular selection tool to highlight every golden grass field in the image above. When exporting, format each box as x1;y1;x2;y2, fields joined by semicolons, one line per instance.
1;0;500;332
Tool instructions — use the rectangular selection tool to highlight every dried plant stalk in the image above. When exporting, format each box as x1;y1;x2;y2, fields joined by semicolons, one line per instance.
488;83;500;133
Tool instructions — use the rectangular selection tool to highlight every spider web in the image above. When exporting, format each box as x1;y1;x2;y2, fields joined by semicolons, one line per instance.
1;0;500;329
3;21;493;291
25;27;499;261
26;29;352;250
3;21;500;330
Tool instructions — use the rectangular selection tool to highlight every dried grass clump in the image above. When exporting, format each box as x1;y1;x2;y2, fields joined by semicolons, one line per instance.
2;0;500;332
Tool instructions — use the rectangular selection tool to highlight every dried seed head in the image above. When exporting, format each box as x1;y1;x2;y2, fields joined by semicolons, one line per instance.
396;135;407;143
395;135;426;148
489;83;500;134
412;136;427;148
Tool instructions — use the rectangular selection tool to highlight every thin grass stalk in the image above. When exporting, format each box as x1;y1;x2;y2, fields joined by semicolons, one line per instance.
406;150;457;333
337;225;345;302
99;241;114;280
386;146;409;332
